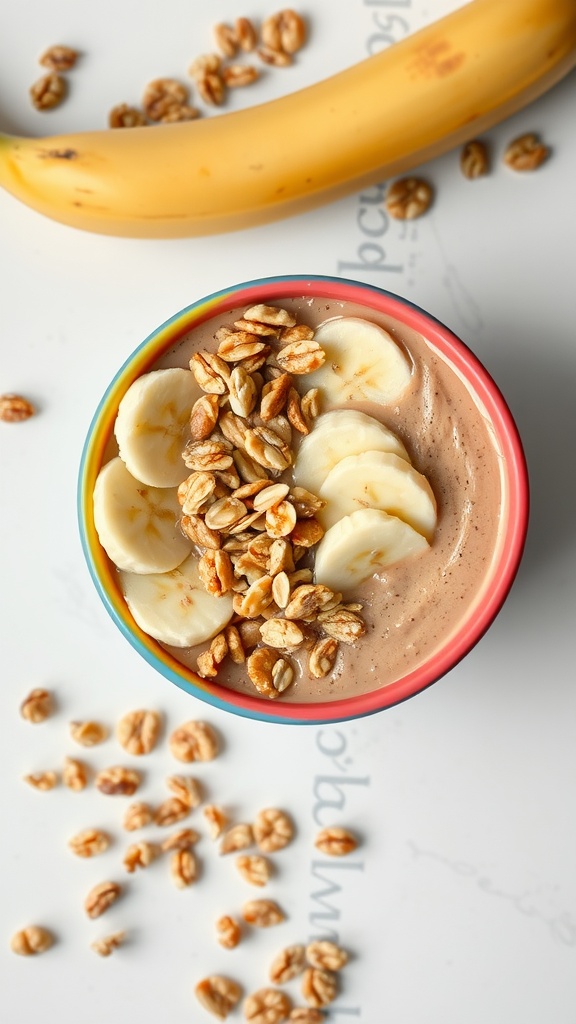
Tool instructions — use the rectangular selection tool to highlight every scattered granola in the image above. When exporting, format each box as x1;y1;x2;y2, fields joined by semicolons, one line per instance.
460;139;489;179
161;827;201;852
169;720;219;762
385;177;434;219
62;756;89;791
220;822;255;854
0;393;36;423
503;132;550;171
242;898;285;927
108;103;148;128
10;925;54;956
305;941;348;971
124;840;158;872
23;771;58;791
91;931;126;957
314;826;358;857
204;803;229;838
116;709;161;755
235;853;273;887
216;914;242;949
154;796;190;827
244;987;292;1023
19;688;53;723
95;765;141;796
166;774;202;808
171;848;199;887
253;808;294;853
142;77;190;121
301;967;338;1009
70;720;108;747
195;975;242;1019
29;72;67;111
289;1011;325;1023
123;800;154;831
84;881;122;919
269;944;307;984
68;828;110;858
39;45;79;72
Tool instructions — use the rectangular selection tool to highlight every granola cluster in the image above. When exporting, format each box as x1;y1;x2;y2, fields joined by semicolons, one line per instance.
175;303;366;698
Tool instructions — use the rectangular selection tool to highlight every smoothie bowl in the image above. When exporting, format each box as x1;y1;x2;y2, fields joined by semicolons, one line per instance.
78;276;528;725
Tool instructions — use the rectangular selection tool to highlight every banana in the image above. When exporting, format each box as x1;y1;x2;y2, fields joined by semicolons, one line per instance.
119;553;234;647
0;0;574;237
304;318;412;406
114;368;199;488
318;450;437;540
93;456;192;573
293;409;409;493
314;508;429;594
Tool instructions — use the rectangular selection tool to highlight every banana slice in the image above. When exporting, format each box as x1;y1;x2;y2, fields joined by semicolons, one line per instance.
119;553;234;648
318;450;437;540
314;508;429;593
304;317;412;405
293;409;410;492
93;456;192;573
115;368;201;487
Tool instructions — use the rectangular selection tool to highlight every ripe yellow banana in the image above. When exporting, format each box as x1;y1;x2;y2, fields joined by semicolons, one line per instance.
1;0;575;238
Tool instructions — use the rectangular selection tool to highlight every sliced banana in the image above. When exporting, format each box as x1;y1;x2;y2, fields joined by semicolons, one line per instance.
314;507;429;593
93;456;192;574
318;450;437;540
304;317;412;405
119;553;233;648
293;409;410;492
115;367;201;487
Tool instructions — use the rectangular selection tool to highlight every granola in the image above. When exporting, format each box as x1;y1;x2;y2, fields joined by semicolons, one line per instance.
68;828;110;858
385;177;434;219
269;944;307;984
504;132;550;171
314;826;358;857
216;914;242;949
19;688;53;723
242;898;285;927
69;720;108;746
84;881;122;919
123;841;157;872
95;766;141;796
116;709;161;755
301;968;338;1008
235;854;273;887
195;975;242;1019
253;808;294;852
91;931;126;957
10;926;54;956
1;394;36;422
169;720;219;761
244;987;292;1023
170;848;198;887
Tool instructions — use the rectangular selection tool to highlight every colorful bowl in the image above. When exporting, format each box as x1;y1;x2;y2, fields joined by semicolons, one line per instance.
78;275;529;725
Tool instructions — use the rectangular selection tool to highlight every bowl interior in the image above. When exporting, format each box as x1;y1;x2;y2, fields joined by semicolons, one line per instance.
78;275;528;724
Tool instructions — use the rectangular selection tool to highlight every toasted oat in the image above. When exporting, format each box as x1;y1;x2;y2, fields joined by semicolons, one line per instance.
504;132;549;171
39;44;78;71
260;618;304;649
183;438;234;473
240;575;274;618
460;139;489;179
204;804;229;838
224;624;245;664
70;720;108;747
142;77;189;121
179;471;217;515
222;64;260;88
190;393;221;440
385;177;433;219
265;500;297;538
218;331;268;364
305;940;348;971
317;608;365;644
301;968;338;1008
286;387;310;435
271;571;291;609
236;17;258;51
308;637;339;679
235;854;273;887
244;305;296;327
161;827;201;852
108;103;147;128
0;393;36;422
220;822;254;854
253;807;294;852
190;351;231;394
20;688;53;723
29;72;66;110
276;340;325;375
95;766;141;796
216;914;242;949
91;931;126;957
284;584;337;621
197;633;229;679
260;374;293;421
62;756;88;791
123;801;153;831
314;826;358;857
181;513;222;549
169;720;219;762
300;388;321;425
246;647;282;698
195;975;242;1019
160;103;200;122
242;898;285;927
269;944;306;984
123;840;157;873
10;926;54;956
258;45;292;67
116;709;161;755
192;65;226;106
205;497;248;532
213;22;239;58
68;828;110;858
154;796;191;827
244;987;292;1023
289;487;325;519
170;848;198;887
84;881;122;919
23;771;58;791
262;9;306;54
233;448;271;483
166;774;202;808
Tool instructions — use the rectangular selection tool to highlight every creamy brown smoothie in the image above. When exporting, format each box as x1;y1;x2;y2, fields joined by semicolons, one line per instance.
128;295;503;703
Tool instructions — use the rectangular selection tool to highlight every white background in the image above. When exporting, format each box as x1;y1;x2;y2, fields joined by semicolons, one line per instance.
1;2;575;1022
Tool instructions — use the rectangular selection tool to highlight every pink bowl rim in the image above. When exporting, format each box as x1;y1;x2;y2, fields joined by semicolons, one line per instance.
78;275;529;725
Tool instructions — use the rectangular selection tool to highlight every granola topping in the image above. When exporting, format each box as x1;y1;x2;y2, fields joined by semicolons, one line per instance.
170;848;198;887
39;44;79;72
23;771;58;791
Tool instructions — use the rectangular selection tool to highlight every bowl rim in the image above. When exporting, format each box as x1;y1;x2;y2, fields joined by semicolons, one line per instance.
78;274;529;725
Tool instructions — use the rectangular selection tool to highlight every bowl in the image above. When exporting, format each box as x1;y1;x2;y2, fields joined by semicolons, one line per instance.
78;275;529;724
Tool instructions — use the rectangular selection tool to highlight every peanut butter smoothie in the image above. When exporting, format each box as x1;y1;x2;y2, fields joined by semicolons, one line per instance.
92;295;504;704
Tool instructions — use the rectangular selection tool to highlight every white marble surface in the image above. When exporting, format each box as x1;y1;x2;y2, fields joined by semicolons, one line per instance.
1;2;575;1022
